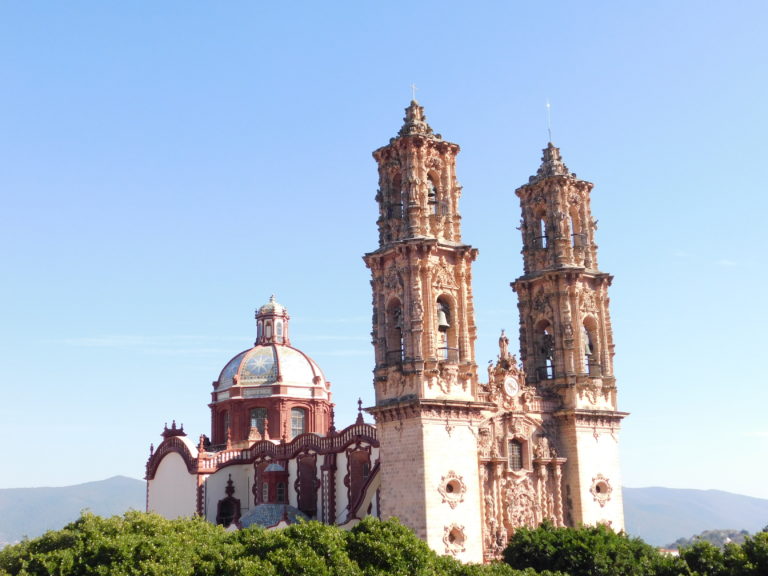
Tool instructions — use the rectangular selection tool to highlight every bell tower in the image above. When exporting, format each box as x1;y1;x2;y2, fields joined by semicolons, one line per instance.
512;143;626;528
364;101;485;562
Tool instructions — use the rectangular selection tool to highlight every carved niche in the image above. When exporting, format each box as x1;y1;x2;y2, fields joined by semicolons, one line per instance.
437;470;467;509
590;474;613;508
443;524;467;556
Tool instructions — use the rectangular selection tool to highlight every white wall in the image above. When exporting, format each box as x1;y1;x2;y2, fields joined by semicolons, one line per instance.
147;452;198;519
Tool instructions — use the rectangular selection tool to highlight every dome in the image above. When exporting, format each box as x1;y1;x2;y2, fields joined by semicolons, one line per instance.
213;297;330;404
216;343;328;397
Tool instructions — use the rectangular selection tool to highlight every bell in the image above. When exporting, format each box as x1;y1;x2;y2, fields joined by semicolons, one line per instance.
582;326;594;356
437;308;450;330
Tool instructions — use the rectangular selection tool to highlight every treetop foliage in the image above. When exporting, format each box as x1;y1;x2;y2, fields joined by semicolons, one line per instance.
0;512;529;576
503;521;768;576
1;512;766;576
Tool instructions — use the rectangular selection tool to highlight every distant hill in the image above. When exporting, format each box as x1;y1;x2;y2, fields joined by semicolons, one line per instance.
623;487;768;546
0;476;145;546
2;478;767;550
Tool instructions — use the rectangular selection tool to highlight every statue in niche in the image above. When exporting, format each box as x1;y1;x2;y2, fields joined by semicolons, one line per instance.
534;436;551;459
478;427;492;458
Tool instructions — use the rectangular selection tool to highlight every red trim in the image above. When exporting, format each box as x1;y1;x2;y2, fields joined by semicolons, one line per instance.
146;436;197;480
346;461;380;520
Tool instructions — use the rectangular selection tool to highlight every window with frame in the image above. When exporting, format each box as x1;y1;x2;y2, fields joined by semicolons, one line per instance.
250;407;268;435
508;439;523;471
222;410;230;440
276;482;286;503
427;176;438;214
291;407;306;438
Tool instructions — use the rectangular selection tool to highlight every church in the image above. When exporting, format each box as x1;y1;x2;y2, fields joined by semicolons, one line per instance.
146;100;627;563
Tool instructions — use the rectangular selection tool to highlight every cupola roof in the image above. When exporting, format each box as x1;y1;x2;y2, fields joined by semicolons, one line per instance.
529;142;576;183
398;100;438;138
257;294;287;317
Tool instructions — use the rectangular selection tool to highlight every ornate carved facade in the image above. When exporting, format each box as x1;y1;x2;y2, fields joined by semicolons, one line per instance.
146;100;626;564
365;103;626;562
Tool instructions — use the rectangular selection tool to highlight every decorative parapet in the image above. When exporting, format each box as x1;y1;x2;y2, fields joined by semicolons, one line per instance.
147;421;380;478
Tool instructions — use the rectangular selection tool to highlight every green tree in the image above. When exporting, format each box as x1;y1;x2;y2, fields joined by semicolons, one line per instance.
0;511;270;576
680;540;727;576
740;531;768;576
503;522;687;576
1;512;546;576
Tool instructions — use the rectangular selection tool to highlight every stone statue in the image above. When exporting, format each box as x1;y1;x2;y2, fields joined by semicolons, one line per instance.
499;330;509;359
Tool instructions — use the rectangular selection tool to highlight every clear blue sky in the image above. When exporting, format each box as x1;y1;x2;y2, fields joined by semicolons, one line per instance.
1;2;766;500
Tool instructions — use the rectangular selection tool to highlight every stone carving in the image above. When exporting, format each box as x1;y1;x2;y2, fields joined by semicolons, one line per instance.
534;435;557;459
581;290;597;313
432;264;457;291
590;474;612;507
387;369;404;397
383;267;401;291
504;477;537;528
411;300;423;320
478;427;492;458
438;470;466;509
427;156;443;170
498;330;510;361
532;291;550;312
443;524;466;556
437;363;458;394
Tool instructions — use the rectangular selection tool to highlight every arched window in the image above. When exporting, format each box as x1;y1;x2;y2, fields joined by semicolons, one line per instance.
291;407;306;438
216;498;238;527
534;213;548;249
276;482;286;503
221;410;230;441
582;322;600;376
508;440;523;471
534;320;554;380
386;299;404;364
250;407;267;435
427;175;438;215
388;173;403;219
436;297;454;361
265;321;272;340
257;320;263;341
570;213;580;247
275;320;283;343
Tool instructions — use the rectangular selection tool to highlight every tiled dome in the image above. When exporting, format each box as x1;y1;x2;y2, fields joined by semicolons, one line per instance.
216;344;327;394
